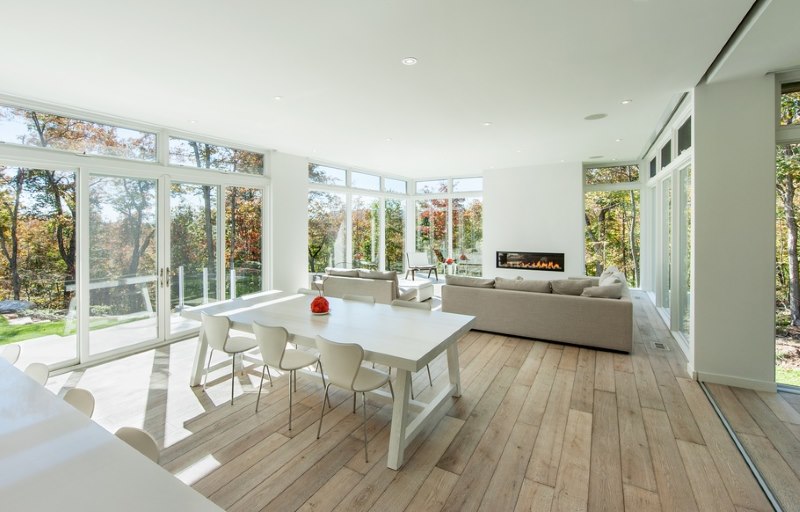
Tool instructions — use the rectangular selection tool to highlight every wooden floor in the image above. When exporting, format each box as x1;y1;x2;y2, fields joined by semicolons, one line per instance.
44;291;776;512
706;382;800;511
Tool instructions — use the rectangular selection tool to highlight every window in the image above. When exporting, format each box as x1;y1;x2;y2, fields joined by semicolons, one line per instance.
585;165;639;185
677;166;692;337
225;187;262;298
678;117;692;154
384;178;407;194
307;190;346;272
415;198;448;267
780;82;800;126
385;199;405;272
0;166;77;365
452;197;483;276
351;195;380;268
169;137;263;175
0;104;156;161
416;179;448;194
453;177;483;192
308;164;346;186
351;171;380;191
584;190;640;285
660;141;672;169
649;158;657;178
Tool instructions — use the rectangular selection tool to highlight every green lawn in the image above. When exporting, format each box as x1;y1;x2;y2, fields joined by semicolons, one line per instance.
0;315;142;345
777;366;800;387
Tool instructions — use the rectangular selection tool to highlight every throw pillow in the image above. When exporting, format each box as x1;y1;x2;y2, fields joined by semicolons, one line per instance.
599;274;622;287
495;277;551;293
581;283;624;299
445;275;495;288
551;278;592;296
599;266;620;279
327;268;359;277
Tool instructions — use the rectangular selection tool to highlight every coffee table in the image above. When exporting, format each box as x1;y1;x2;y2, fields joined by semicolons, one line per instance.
183;291;474;469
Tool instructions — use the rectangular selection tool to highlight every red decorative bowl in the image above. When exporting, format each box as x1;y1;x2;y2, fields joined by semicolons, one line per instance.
311;296;330;314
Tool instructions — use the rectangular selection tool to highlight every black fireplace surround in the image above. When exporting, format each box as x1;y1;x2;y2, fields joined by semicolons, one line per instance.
496;251;565;272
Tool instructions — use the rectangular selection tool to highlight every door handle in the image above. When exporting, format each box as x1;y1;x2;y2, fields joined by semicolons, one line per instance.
159;268;164;288
166;267;171;287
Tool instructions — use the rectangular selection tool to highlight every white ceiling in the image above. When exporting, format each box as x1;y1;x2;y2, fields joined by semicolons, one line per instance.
0;0;758;178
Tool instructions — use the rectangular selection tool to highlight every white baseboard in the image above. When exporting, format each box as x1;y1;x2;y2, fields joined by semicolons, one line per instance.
695;370;777;392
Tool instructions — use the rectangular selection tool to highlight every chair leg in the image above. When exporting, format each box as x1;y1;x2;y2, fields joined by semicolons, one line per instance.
266;366;273;387
289;370;293;431
362;392;369;463
411;380;415;401
353;392;357;413
318;360;331;409
202;349;214;391
317;383;331;439
230;355;236;405
256;365;266;413
426;364;433;386
388;380;395;400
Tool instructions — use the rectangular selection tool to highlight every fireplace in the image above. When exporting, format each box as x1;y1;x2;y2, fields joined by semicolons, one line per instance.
496;251;565;272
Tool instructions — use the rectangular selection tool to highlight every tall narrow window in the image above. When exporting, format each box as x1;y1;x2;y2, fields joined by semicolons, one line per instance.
385;199;405;272
416;198;448;269
351;195;380;268
677;166;692;338
307;190;346;272
0;166;77;366
451;197;483;276
225;187;262;298
776;143;800;386
584;190;640;285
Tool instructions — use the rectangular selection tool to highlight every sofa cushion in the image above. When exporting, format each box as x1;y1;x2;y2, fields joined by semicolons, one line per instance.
327;268;359;277
357;270;396;281
551;278;592;296
445;275;495;288
495;277;551;293
581;283;624;299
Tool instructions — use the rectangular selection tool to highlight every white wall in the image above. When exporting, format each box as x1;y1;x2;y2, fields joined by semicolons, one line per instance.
693;74;776;391
270;151;310;293
483;163;585;279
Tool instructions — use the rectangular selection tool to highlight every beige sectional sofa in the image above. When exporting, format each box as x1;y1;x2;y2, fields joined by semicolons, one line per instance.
319;269;416;304
441;272;633;352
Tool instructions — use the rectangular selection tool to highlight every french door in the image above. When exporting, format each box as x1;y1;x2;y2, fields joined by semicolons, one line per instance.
81;172;265;362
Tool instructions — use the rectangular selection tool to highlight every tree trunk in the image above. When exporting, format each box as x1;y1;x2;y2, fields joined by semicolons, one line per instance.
629;190;640;286
783;175;800;326
0;170;25;300
202;185;215;272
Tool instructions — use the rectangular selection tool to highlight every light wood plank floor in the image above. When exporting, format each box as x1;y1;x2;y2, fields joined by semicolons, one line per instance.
44;291;775;511
706;381;800;511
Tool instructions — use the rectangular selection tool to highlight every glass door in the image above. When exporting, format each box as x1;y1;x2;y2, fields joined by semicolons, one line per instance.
168;182;219;337
87;175;159;356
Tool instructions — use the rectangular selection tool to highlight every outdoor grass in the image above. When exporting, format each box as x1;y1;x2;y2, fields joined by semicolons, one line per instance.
776;366;800;387
0;315;142;345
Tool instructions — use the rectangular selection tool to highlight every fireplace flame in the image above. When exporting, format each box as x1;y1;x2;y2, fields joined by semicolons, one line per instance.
504;260;562;270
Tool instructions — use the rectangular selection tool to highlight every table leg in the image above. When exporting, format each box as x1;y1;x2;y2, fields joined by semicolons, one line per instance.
447;343;462;397
387;368;411;470
190;325;208;387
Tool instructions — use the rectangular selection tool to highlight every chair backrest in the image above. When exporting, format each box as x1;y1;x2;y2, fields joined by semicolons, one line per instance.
315;335;363;390
201;313;230;351
433;248;445;263
115;426;159;463
408;252;430;267
1;344;21;365
24;362;49;385
342;294;375;304
297;287;317;295
253;322;289;368
391;299;432;310
63;388;96;418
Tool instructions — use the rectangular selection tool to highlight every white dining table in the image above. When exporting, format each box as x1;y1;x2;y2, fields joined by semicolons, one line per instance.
0;359;223;511
183;290;475;469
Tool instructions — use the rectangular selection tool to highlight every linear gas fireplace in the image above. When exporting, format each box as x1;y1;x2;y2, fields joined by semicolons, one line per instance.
496;251;565;272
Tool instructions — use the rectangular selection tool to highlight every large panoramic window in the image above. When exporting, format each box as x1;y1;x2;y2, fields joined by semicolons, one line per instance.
583;166;640;285
169;137;264;175
351;195;380;268
307;190;346;272
0;104;156;161
225;187;262;298
0;166;77;365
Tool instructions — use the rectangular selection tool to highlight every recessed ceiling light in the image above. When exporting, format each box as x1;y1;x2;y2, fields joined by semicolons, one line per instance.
274;96;283;101
621;99;632;105
560;159;565;163
482;122;493;126
516;150;522;153
188;119;198;124
615;138;622;142
385;138;392;142
401;57;418;66
584;113;607;121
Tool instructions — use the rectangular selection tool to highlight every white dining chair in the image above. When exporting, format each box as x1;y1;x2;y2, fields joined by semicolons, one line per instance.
63;388;96;418
1;344;21;365
391;300;434;398
315;335;393;463
297;287;317;295
201;312;258;405
342;294;375;304
253;322;327;429
115;426;159;463
24;362;49;385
